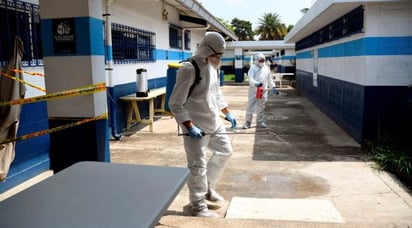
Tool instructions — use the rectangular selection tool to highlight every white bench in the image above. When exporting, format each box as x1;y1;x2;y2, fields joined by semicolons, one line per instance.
272;73;295;88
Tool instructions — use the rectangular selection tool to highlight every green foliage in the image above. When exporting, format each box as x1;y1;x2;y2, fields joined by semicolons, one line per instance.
365;134;412;177
217;17;235;34
224;74;235;81
255;12;287;40
287;24;294;32
395;153;412;175
231;18;255;41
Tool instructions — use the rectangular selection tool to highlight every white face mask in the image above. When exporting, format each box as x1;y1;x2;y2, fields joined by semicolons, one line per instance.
207;55;221;69
208;63;218;72
259;62;265;67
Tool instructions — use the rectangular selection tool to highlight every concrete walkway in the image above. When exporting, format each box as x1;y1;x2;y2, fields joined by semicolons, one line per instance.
110;84;412;227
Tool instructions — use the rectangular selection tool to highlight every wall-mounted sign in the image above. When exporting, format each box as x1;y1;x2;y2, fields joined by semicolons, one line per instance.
53;18;76;54
312;49;318;88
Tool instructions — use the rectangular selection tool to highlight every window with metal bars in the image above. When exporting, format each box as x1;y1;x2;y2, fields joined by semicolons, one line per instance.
111;23;156;64
296;5;364;51
0;0;42;67
169;24;182;49
184;30;191;50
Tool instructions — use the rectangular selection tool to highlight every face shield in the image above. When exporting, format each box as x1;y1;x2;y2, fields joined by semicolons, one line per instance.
255;53;266;67
195;32;226;58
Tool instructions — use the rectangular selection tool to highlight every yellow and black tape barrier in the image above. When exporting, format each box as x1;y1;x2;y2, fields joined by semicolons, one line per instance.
0;68;109;144
6;68;45;77
0;112;108;144
0;82;106;107
0;71;46;92
0;82;107;144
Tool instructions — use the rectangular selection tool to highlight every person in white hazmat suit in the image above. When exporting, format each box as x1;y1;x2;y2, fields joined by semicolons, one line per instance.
243;53;277;129
168;32;237;218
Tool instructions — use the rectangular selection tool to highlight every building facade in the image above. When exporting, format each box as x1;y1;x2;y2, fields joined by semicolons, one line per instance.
285;0;412;143
0;0;237;194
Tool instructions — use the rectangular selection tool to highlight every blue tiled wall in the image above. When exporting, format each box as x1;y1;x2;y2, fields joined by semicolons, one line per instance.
0;101;50;193
296;70;411;143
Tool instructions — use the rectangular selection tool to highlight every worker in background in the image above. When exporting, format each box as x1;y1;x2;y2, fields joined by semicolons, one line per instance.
243;53;277;129
168;32;237;218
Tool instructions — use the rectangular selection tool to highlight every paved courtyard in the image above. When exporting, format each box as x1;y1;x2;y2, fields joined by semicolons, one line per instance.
110;84;412;227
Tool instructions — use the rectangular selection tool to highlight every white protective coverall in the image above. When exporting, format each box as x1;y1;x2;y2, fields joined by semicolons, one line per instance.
245;53;275;126
168;32;233;204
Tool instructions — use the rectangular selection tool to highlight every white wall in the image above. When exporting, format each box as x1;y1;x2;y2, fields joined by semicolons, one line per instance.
281;49;296;67
365;2;412;37
19;0;218;98
22;67;45;98
107;0;208;86
364;2;412;85
297;2;412;87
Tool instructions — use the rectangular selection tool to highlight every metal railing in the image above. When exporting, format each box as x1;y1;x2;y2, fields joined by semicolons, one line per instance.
296;5;364;51
111;23;156;64
0;0;42;67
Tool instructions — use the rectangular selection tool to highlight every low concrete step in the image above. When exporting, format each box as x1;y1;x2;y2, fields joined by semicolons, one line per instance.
156;215;396;228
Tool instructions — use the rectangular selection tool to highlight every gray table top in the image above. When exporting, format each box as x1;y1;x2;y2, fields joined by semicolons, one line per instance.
0;161;189;228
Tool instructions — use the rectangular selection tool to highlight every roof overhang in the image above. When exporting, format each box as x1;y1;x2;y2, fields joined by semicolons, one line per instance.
227;40;295;50
164;0;238;41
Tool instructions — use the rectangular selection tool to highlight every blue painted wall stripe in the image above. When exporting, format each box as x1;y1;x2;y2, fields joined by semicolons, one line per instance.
155;49;192;60
41;19;53;56
296;51;312;59
155;49;167;60
105;45;113;61
41;17;104;56
78;17;104;56
221;57;233;61
297;36;412;59
273;55;295;61
0;101;50;193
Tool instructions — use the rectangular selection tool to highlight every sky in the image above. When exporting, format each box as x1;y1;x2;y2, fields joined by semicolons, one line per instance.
199;0;316;28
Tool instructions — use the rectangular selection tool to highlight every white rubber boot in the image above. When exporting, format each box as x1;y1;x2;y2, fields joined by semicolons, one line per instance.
191;200;219;218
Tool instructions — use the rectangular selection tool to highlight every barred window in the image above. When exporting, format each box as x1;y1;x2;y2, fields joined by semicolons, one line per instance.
111;23;156;64
0;0;42;67
184;30;191;50
296;5;364;51
169;24;182;49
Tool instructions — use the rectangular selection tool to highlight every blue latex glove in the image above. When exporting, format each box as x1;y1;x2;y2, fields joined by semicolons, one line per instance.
225;112;237;129
271;87;278;95
254;82;263;87
187;125;204;139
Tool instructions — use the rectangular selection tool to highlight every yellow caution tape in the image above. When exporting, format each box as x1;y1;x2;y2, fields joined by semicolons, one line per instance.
0;82;106;107
0;68;108;144
1;71;46;92
0;112;108;144
7;68;45;77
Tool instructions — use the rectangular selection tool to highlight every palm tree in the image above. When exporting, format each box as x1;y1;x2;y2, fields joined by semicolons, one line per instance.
255;12;287;40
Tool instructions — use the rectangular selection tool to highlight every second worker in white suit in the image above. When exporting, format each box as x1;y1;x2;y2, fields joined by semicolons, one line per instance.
243;53;277;129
